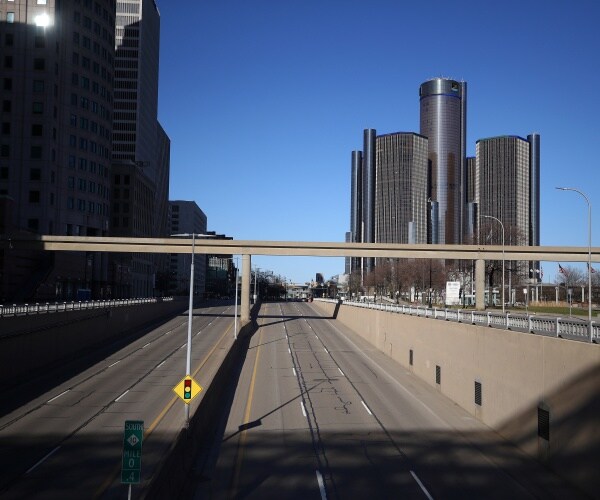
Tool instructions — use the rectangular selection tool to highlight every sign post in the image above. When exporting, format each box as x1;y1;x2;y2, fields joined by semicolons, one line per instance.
121;420;144;498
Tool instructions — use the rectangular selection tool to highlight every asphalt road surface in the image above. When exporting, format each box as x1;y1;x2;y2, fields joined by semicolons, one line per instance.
191;301;585;500
0;302;236;499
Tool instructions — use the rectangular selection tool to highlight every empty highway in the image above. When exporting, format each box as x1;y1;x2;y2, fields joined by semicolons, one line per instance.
191;301;585;499
0;303;236;499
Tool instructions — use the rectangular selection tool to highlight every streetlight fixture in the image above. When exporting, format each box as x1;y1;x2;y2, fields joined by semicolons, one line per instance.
171;232;215;426
481;215;505;313
556;187;592;339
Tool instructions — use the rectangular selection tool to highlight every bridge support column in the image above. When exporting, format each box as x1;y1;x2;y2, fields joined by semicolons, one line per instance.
475;259;485;311
241;254;251;325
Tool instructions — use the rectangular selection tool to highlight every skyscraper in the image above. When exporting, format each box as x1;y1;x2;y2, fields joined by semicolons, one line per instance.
362;128;376;272
349;150;362;273
475;134;540;277
374;132;428;245
111;0;169;297
0;0;116;300
419;78;467;244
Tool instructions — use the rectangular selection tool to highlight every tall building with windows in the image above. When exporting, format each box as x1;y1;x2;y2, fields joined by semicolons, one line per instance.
361;128;376;272
475;134;541;277
419;77;467;244
0;0;116;301
348;150;362;273
374;132;428;245
168;201;207;297
110;0;169;297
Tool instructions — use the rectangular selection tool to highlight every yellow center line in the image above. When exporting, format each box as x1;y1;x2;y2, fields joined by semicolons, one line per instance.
230;309;266;497
94;318;235;499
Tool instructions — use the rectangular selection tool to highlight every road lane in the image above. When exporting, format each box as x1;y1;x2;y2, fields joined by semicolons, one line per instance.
0;303;237;499
197;301;585;500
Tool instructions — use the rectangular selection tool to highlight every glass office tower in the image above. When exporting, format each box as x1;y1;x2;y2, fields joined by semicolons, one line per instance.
419;78;467;244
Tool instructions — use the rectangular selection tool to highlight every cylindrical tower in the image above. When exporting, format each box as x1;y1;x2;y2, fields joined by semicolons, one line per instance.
350;150;363;273
362;128;376;272
419;78;466;244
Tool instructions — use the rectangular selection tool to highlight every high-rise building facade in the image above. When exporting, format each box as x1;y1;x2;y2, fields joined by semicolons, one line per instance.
168;201;207;297
361;128;376;272
349;150;362;273
475;134;540;277
374;132;428;245
0;0;116;301
419;78;467;244
110;0;169;297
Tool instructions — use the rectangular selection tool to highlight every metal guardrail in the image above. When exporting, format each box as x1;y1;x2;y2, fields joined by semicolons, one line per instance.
0;297;174;318
317;299;599;343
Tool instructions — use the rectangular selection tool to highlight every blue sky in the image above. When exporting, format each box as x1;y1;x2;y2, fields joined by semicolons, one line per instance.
157;0;599;284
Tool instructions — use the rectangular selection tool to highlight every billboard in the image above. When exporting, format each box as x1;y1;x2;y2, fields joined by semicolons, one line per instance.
445;281;461;306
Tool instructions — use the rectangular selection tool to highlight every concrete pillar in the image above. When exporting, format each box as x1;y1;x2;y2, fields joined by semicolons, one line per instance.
475;259;485;311
241;254;251;325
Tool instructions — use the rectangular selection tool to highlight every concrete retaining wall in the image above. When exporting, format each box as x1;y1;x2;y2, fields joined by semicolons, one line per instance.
0;298;188;390
313;300;600;497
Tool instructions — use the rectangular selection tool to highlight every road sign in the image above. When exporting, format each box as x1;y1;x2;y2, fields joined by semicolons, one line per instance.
121;420;144;484
173;375;202;404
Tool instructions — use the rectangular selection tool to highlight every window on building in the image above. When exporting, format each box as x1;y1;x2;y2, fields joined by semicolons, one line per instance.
3;79;12;91
33;58;45;70
32;124;43;136
0;167;8;179
5;33;14;46
68;176;75;189
1;144;10;157
2;101;11;113
30;146;42;159
33;102;44;114
4;56;13;69
1;123;10;135
34;35;45;48
33;80;44;92
30;168;42;181
29;191;41;203
7;13;15;23
28;219;40;231
67;197;74;209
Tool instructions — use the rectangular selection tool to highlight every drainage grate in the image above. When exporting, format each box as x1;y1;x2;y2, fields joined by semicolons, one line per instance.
474;381;482;406
409;349;413;366
435;365;441;385
538;407;550;441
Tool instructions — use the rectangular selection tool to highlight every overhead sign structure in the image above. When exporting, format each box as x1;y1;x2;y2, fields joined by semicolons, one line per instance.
173;375;202;404
121;420;144;484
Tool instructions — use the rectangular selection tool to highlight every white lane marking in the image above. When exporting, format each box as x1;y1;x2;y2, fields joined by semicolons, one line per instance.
316;469;327;499
142;342;151;348
292;368;296;377
115;390;129;402
180;343;187;349
338;368;345;377
47;390;70;403
325;320;447;426
410;470;434;500
288;348;291;354
26;446;61;474
300;401;307;417
324;348;329;355
361;400;372;415
157;360;166;368
108;360;121;368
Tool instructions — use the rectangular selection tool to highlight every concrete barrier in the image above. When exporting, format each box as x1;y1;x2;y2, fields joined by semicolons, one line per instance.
0;298;188;391
312;300;600;498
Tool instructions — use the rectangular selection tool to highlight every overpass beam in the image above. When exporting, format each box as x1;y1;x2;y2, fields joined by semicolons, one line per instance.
241;254;251;325
475;259;485;311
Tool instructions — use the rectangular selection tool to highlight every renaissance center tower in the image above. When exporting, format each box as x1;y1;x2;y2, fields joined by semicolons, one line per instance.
419;78;467;244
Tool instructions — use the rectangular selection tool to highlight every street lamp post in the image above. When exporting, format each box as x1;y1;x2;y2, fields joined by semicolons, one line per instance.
481;215;505;313
171;232;215;426
556;187;592;340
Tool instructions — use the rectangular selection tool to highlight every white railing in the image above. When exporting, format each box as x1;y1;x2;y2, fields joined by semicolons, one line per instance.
0;297;174;318
317;298;599;343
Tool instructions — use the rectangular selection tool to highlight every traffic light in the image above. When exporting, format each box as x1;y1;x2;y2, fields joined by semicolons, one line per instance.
184;378;192;400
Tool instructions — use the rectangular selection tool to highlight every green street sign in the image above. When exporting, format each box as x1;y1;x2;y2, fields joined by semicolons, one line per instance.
121;420;144;484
